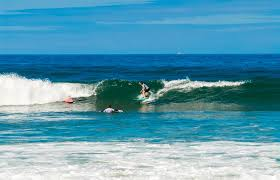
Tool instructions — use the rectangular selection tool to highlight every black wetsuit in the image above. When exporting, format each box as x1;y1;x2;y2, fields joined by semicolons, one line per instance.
142;83;150;92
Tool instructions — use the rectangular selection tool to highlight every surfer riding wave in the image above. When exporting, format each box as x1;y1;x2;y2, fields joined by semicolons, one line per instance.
139;81;150;98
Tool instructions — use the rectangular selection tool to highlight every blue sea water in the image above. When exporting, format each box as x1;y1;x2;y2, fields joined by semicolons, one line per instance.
0;55;280;179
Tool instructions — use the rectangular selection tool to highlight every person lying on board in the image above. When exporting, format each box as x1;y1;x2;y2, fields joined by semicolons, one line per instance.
64;96;74;103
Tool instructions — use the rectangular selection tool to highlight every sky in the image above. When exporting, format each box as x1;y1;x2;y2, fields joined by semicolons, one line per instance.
0;0;280;54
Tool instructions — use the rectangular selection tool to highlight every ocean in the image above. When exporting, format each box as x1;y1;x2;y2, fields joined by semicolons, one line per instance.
0;54;279;179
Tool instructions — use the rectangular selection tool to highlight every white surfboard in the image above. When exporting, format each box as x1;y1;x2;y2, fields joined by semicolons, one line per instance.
136;94;154;104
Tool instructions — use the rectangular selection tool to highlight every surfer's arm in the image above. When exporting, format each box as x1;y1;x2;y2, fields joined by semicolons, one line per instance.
140;85;145;93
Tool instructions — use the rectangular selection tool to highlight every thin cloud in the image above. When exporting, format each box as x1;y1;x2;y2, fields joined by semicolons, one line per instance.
0;0;152;12
213;25;280;32
0;26;59;31
97;14;280;25
0;10;30;15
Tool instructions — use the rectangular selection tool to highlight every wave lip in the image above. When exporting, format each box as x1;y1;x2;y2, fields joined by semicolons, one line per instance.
0;74;96;106
159;78;247;93
148;78;248;102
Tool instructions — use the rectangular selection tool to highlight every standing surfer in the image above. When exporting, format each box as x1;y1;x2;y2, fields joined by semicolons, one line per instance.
139;81;150;98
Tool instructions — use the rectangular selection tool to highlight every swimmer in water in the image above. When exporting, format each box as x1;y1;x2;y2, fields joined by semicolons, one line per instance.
102;105;123;113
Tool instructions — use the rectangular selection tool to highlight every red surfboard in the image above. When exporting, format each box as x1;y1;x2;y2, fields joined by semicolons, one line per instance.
64;97;74;104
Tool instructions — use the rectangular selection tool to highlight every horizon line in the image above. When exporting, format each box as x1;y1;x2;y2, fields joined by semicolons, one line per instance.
0;53;279;56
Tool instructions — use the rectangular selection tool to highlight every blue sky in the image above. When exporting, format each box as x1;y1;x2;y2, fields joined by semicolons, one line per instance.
0;0;280;54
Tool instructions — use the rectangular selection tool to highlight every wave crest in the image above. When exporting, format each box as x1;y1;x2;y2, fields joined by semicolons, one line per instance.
146;78;248;103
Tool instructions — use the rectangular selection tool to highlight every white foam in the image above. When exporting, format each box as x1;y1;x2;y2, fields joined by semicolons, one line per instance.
159;78;247;94
147;78;248;103
0;141;279;180
0;74;96;106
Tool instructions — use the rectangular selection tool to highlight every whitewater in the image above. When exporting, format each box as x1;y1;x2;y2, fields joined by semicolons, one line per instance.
0;74;95;106
1;141;280;180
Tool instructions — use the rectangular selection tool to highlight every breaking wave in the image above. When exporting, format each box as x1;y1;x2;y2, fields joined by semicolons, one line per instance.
2;73;279;111
0;74;96;106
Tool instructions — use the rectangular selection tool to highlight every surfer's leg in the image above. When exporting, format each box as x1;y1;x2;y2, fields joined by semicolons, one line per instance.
141;90;145;97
